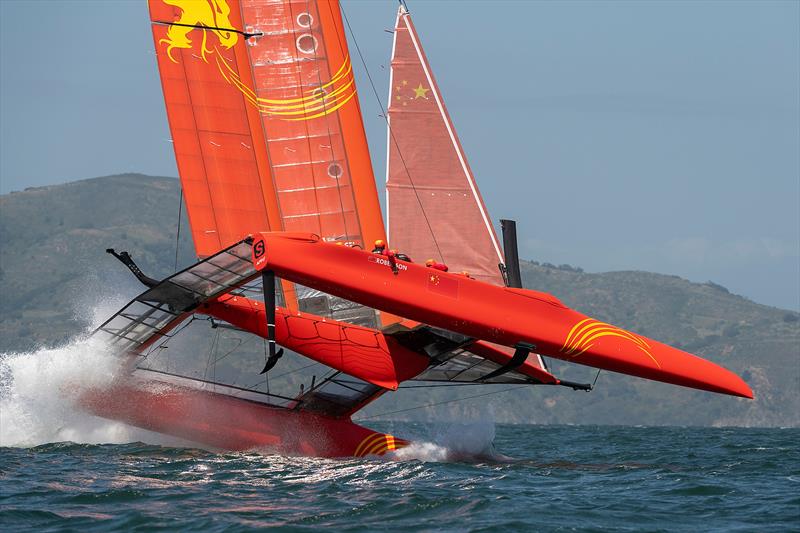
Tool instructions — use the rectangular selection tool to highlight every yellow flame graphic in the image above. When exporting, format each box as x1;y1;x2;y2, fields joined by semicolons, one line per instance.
560;318;660;368
160;0;238;63
158;0;355;121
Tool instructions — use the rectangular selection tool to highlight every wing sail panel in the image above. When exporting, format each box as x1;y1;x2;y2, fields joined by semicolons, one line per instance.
149;0;278;256
149;0;386;258
239;0;385;248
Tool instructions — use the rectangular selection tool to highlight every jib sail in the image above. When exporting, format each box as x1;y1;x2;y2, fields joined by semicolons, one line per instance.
385;5;504;286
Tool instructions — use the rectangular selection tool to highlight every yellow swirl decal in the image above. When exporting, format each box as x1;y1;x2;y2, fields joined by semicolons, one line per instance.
560;318;660;368
354;433;409;457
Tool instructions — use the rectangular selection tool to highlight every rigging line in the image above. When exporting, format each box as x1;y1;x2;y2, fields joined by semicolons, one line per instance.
398;382;492;388
140;315;199;359
242;360;322;391
358;385;524;420
152;20;263;39
592;369;602;388
338;4;445;263
173;189;183;272
202;328;220;382
210;333;247;365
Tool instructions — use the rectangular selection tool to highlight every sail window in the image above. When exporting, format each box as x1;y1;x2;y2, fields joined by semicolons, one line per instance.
296;34;318;54
296;13;313;28
327;162;343;179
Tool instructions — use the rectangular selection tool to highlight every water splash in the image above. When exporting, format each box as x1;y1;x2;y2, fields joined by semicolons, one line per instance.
1;336;120;446
0;336;186;449
389;420;499;462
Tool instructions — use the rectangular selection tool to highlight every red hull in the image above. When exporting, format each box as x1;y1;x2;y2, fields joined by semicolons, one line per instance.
252;232;753;399
80;379;406;458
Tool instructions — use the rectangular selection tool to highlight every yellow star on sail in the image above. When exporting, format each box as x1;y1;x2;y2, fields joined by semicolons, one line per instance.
413;83;430;99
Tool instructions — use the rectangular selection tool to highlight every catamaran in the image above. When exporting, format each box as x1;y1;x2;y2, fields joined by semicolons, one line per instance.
82;0;752;457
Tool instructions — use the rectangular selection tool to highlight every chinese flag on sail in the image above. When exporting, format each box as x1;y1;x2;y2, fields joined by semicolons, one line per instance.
386;6;505;286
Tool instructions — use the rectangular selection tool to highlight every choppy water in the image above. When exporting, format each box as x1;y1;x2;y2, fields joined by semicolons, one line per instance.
1;425;798;531
1;336;799;531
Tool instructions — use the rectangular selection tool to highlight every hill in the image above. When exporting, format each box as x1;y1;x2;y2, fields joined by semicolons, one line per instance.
1;174;797;427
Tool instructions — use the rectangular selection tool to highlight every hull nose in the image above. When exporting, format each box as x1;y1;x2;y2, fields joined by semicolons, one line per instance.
556;317;754;399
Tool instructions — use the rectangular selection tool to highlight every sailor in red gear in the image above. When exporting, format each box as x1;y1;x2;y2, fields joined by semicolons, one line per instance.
425;259;449;272
372;239;386;254
391;249;412;262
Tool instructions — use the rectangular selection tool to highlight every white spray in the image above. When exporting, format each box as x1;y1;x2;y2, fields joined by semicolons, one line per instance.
0;289;187;448
389;419;499;462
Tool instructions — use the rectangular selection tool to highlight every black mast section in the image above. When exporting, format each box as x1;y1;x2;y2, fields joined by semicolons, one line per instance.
500;219;523;289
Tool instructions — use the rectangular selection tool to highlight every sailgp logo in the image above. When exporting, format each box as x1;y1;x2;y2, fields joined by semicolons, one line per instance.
251;237;267;271
253;241;265;258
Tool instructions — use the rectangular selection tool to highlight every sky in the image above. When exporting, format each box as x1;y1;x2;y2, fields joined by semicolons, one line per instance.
1;0;798;311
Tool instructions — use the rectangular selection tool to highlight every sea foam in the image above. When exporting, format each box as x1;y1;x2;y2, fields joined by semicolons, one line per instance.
0;334;174;447
0;291;186;448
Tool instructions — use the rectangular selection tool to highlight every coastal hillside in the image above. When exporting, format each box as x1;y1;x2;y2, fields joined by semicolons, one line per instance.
1;174;797;427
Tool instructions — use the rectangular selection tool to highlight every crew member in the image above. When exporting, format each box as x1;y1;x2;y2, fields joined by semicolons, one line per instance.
425;259;449;272
373;240;412;262
392;249;412;262
372;239;386;254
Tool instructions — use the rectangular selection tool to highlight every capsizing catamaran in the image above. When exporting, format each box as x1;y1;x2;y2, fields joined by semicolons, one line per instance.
81;0;752;457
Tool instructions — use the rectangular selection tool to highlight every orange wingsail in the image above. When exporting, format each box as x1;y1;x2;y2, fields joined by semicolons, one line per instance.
148;0;385;257
386;5;504;285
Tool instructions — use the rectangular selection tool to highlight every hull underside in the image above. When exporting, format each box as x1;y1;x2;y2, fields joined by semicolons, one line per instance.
79;378;404;458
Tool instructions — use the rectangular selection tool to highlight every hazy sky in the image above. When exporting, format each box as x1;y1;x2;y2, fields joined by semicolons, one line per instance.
1;0;798;311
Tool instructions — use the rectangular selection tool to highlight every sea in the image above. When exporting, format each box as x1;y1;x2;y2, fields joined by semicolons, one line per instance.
1;341;799;531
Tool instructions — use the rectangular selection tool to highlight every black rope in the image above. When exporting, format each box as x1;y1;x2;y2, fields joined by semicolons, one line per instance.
210;333;247;366
153;20;263;39
140;315;201;359
398;382;489;388
339;3;445;263
173;189;183;271
358;385;524;420
202;328;220;382
242;360;322;391
592;369;602;388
